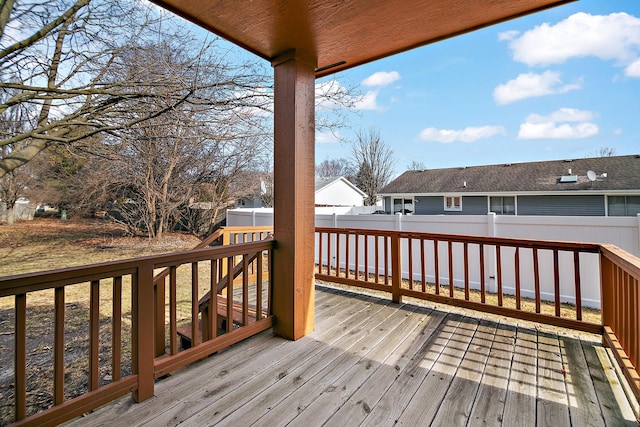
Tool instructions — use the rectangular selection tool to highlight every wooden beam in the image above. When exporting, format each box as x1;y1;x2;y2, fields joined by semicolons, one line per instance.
271;49;316;340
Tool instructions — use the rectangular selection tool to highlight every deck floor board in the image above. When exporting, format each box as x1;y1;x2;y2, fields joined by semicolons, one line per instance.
65;285;638;427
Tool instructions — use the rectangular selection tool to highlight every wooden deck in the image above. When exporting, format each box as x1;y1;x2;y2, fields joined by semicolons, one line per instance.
66;285;638;427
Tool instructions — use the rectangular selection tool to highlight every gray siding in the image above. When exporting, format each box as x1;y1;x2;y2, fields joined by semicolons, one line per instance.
414;196;442;214
414;196;487;215
517;195;605;216
458;196;488;215
383;197;392;214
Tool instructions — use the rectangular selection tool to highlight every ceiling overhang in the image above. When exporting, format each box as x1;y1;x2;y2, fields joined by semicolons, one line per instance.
150;0;576;77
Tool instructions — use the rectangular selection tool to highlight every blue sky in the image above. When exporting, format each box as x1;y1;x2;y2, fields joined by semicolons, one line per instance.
313;0;640;173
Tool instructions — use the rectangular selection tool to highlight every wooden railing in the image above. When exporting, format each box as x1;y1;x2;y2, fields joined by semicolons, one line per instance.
600;244;640;402
0;227;273;426
1;225;638;425
315;227;640;401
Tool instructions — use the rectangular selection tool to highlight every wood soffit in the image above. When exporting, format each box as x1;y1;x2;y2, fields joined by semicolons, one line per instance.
149;0;576;77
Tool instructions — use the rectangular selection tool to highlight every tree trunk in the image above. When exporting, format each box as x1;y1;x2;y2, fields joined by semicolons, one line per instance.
6;204;14;225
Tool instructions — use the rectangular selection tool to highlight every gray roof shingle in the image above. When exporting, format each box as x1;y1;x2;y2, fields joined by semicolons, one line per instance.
380;155;640;194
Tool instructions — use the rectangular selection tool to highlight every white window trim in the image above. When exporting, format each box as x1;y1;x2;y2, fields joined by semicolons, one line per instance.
444;195;462;212
392;197;415;215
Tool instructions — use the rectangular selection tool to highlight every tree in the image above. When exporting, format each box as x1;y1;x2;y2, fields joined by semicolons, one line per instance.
596;147;616;157
0;0;216;177
79;41;271;238
0;95;33;224
350;128;395;206
407;160;426;171
315;158;356;180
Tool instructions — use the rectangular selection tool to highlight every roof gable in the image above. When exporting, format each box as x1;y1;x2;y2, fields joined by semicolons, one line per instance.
315;176;367;197
380;155;640;195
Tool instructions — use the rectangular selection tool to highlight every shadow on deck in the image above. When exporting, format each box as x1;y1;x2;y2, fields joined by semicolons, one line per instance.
65;285;638;426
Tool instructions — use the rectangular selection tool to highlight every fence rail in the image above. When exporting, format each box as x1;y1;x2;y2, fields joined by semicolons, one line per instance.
0;227;273;426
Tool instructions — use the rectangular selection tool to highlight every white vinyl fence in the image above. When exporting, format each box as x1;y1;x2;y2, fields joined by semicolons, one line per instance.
228;208;640;309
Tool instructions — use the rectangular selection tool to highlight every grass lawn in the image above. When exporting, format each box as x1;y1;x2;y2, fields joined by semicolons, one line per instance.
0;217;204;424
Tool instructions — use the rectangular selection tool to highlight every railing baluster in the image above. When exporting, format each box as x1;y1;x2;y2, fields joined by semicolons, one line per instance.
327;232;332;275
553;249;561;317
169;266;177;355
336;231;341;277
421;238;426;292
391;233;401;303
533;248;541;313
15;293;26;421
54;287;65;405
268;248;273;315
243;255;249;326
227;256;234;333
89;280;100;391
345;232;350;280
514;248;521;310
464;242;469;301
496;245;503;307
191;263;199;347
318;231;323;275
434;240;440;295
479;244;486;303
448;241;454;298
374;235;379;284
154;275;166;357
112;276;122;381
256;252;263;321
573;251;582;321
211;259;218;337
364;234;369;282
355;233;360;281
383;235;389;285
408;237;414;290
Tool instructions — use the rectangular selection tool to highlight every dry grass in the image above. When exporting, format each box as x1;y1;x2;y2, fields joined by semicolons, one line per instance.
0;218;204;425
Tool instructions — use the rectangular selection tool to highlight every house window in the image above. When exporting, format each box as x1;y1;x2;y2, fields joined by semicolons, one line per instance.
444;195;462;211
608;196;640;216
393;198;414;214
490;196;515;215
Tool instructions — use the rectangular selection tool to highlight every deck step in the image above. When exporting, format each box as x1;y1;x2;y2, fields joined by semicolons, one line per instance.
176;296;262;349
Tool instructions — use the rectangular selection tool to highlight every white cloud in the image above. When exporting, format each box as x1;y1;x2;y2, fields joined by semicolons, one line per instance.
316;130;342;144
315;80;350;110
625;59;640;77
506;12;640;69
361;71;401;87
517;108;599;139
498;30;520;42
493;71;581;105
526;107;594;123
418;125;506;143
354;90;379;110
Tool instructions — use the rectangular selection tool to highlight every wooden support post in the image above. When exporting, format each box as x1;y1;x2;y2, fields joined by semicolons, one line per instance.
271;49;316;340
133;261;155;402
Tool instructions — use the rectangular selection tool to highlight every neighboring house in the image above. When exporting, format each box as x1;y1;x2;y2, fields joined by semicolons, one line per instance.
379;154;640;216
238;176;367;208
315;176;367;207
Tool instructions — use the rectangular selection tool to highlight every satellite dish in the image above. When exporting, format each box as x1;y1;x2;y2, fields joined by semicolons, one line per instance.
587;170;597;182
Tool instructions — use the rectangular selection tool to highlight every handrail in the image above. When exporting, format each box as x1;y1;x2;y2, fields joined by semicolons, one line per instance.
315;226;640;403
600;244;640;401
2;237;274;426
